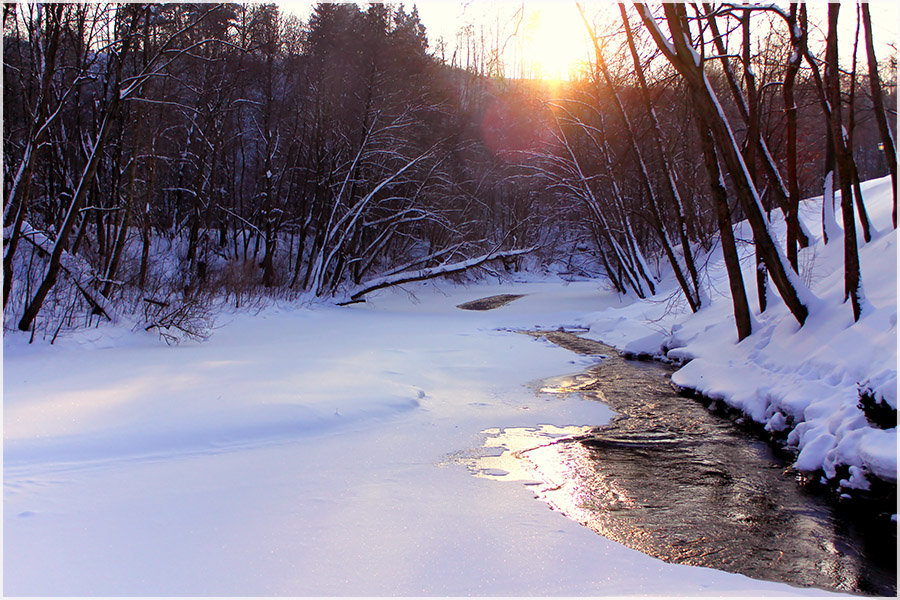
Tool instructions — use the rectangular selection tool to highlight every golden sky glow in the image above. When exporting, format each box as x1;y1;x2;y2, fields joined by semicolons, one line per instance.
418;1;595;80
281;1;898;81
517;3;593;79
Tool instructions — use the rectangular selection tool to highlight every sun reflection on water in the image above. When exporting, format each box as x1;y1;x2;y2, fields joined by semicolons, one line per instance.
463;423;636;537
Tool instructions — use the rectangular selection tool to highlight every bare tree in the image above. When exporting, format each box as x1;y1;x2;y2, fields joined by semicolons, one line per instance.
578;3;700;312
696;118;753;341
3;3;65;308
824;4;865;321
701;3;813;250
533;103;657;298
782;3;804;271
15;4;227;331
18;5;144;332
634;3;815;326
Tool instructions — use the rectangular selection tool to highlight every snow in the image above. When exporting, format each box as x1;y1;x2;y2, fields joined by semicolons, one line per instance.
4;277;843;596
823;170;842;242
580;176;897;489
6;176;895;596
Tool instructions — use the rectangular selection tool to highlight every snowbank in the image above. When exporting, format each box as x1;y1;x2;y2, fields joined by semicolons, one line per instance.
581;176;897;491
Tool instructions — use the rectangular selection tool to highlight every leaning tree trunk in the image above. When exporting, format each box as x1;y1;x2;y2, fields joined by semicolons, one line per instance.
702;2;812;250
3;4;64;309
17;7;140;332
17;100;121;331
552;113;652;298
618;4;701;302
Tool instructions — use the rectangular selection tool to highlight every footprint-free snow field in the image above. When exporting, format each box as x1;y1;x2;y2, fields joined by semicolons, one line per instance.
3;280;846;596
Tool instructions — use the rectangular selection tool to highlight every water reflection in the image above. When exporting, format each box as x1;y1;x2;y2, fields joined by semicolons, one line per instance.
463;331;897;596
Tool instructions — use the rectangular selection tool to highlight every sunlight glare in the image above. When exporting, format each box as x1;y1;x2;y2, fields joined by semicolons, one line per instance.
520;4;591;80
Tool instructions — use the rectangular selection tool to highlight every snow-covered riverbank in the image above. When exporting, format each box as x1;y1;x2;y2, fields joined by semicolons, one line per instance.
4;277;852;596
582;176;897;494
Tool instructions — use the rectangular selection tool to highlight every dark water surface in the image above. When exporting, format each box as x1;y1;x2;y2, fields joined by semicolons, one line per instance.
456;294;525;311
467;330;897;596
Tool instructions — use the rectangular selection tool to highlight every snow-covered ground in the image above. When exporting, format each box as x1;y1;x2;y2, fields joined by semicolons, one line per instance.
5;275;848;595
582;176;897;492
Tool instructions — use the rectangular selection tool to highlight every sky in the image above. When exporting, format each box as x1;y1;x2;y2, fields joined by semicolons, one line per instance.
280;1;899;80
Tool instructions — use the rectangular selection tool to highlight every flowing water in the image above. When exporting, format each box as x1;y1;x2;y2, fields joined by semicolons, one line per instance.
463;330;897;596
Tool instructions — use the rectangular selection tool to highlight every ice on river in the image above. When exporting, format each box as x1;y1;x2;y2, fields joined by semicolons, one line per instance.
3;279;843;596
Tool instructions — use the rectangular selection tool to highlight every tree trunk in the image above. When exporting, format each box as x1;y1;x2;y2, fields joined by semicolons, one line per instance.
740;9;768;314
696;119;752;341
3;4;64;309
861;4;897;228
618;4;699;301
845;7;874;244
826;5;864;321
783;4;803;272
703;2;811;249
581;4;699;310
102;112;142;299
139;139;157;292
552;115;650;299
822;139;840;244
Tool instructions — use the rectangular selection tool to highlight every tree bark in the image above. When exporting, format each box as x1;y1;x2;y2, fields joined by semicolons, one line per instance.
3;4;64;309
826;5;864;321
783;4;803;272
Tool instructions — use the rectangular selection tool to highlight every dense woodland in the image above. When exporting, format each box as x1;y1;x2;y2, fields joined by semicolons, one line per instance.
3;2;896;343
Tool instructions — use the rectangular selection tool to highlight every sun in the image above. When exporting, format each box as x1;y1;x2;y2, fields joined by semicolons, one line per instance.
519;3;592;80
283;2;597;81
414;1;594;81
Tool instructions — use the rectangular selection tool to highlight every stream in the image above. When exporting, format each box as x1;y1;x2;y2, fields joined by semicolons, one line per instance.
463;328;897;596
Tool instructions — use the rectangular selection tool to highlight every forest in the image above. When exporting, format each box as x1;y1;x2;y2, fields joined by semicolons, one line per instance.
4;3;898;595
3;2;896;343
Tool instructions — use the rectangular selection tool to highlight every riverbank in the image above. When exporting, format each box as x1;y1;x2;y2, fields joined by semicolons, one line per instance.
580;176;897;503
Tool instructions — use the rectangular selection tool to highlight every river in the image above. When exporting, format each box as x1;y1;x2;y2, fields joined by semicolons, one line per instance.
463;329;897;596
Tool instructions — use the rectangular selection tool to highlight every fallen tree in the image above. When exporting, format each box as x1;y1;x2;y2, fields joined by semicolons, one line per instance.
340;246;537;304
